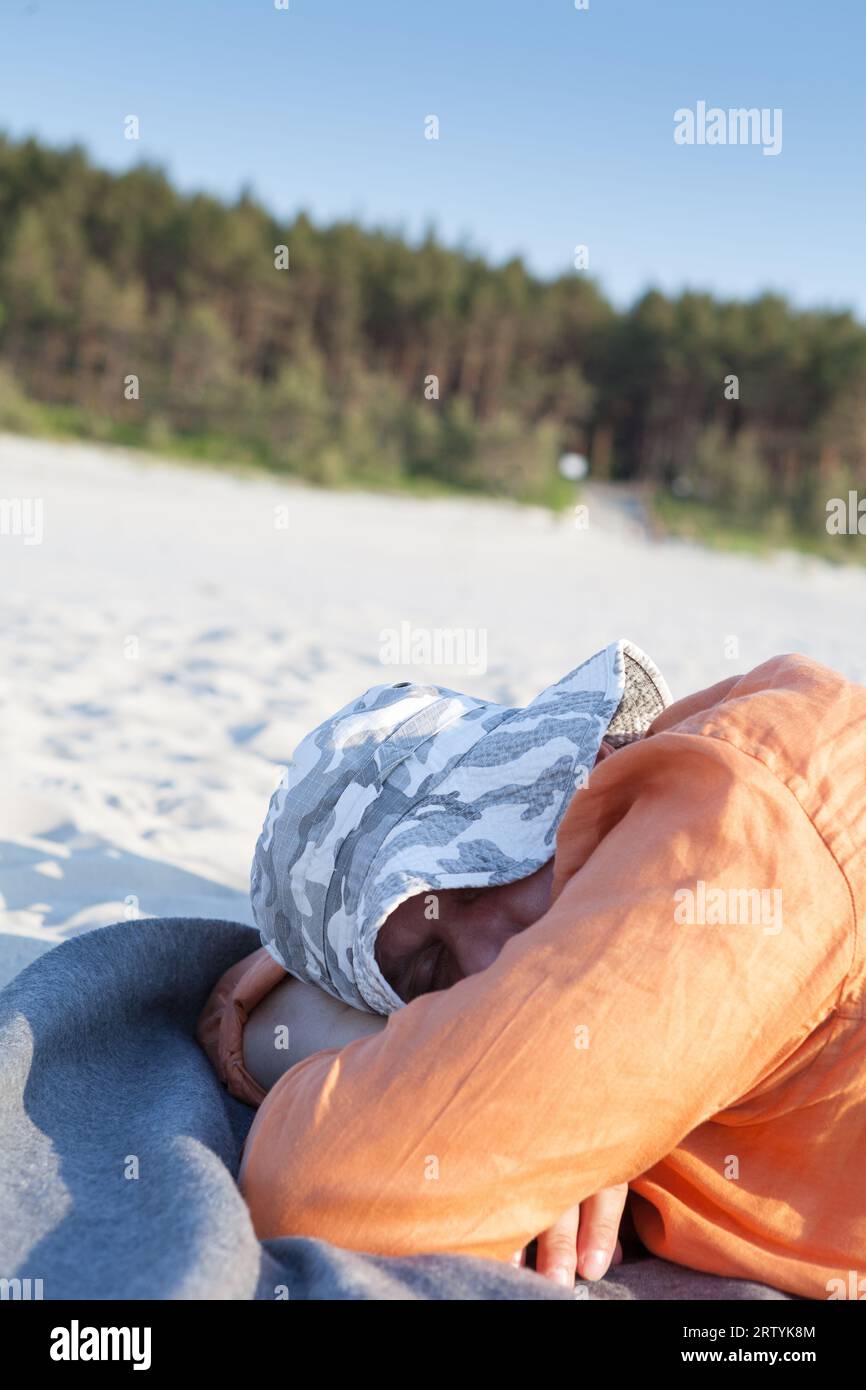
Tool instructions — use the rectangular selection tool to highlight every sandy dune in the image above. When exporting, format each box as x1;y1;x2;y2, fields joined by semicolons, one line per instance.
3;432;865;987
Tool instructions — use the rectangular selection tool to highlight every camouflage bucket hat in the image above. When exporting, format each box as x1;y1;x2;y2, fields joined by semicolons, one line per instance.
250;638;671;1015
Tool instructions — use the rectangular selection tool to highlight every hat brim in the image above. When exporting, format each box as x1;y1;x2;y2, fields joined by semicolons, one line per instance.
354;639;670;1013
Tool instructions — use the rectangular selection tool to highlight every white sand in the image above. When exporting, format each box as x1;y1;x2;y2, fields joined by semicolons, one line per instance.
3;431;866;988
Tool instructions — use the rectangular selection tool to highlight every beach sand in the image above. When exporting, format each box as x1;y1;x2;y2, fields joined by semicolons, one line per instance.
3;431;865;988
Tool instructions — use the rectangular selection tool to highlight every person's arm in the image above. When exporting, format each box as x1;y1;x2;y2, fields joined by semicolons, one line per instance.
239;730;852;1263
243;971;633;1284
243;973;386;1090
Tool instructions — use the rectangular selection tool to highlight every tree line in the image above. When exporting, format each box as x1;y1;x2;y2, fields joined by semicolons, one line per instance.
1;133;864;537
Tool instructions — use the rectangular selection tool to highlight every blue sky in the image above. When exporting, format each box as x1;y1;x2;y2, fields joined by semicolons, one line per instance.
2;0;863;316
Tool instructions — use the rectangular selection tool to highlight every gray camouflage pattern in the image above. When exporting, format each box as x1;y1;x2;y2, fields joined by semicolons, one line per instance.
250;638;671;1014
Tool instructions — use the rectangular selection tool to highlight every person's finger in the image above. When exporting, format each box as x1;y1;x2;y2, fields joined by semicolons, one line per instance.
575;1184;629;1281
534;1203;581;1287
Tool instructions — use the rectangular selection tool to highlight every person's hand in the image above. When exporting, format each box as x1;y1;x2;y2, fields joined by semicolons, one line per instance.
511;1183;628;1287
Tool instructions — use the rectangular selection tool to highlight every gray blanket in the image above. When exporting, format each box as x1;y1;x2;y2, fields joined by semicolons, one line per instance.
0;917;792;1300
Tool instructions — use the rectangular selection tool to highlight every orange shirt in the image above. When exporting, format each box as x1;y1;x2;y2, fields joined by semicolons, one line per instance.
238;654;866;1299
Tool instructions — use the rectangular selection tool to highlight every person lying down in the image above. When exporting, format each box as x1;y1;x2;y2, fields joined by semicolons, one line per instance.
196;638;866;1298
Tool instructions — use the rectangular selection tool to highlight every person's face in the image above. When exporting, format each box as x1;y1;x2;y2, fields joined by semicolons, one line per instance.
374;859;555;1004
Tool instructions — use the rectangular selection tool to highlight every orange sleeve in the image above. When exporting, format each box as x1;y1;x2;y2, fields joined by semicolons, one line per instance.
239;731;853;1262
644;673;742;736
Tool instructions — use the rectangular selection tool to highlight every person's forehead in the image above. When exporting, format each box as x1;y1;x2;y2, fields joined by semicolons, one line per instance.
379;889;440;939
375;885;462;961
